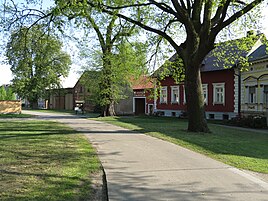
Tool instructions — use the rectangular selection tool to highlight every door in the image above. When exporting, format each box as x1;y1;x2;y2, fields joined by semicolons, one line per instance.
135;98;145;115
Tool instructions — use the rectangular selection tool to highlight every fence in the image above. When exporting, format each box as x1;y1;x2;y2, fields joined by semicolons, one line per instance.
0;100;21;114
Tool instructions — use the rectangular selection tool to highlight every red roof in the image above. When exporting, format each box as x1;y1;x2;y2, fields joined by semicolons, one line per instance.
132;76;154;90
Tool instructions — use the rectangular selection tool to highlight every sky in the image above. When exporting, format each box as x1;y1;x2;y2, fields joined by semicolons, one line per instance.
1;5;268;88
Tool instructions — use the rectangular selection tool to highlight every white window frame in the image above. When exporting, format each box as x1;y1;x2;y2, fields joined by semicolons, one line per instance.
171;86;180;104
202;84;208;105
160;86;167;104
247;86;256;104
213;83;225;105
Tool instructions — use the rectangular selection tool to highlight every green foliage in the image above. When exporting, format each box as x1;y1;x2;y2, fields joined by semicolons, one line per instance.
0;86;16;100
81;41;147;108
5;87;16;100
5;25;71;105
213;33;265;71
154;56;185;83
53;0;146;115
0;86;7;100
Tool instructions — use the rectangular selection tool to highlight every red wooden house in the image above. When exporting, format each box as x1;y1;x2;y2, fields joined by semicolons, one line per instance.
153;65;237;120
133;33;264;120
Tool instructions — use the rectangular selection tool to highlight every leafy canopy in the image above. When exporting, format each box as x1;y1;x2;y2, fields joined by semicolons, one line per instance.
5;24;71;103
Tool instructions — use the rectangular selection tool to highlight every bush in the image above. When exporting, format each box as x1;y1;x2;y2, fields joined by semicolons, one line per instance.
227;115;267;129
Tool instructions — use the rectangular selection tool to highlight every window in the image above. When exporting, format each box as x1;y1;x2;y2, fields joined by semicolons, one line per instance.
264;85;268;104
213;83;225;105
202;84;208;105
160;87;167;103
248;86;256;103
79;86;83;93
223;114;229;120
209;114;215;119
171;86;180;103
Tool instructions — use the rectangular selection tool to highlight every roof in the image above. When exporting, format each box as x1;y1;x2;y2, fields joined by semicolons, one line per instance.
154;33;265;77
248;44;268;62
132;76;154;90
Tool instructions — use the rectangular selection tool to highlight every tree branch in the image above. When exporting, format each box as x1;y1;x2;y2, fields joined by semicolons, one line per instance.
218;0;264;31
86;1;181;53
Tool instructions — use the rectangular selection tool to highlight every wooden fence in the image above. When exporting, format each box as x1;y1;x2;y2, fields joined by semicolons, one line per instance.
0;100;21;114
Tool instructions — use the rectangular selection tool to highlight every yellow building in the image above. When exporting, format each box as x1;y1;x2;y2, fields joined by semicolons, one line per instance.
241;44;268;116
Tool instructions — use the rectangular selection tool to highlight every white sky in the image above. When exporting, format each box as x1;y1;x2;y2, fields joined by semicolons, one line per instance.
1;5;268;88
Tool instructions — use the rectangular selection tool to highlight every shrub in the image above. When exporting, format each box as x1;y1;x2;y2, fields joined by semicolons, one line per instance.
227;115;267;129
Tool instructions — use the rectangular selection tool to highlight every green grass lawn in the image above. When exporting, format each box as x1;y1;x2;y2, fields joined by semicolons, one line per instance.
95;116;268;173
0;113;33;118
0;120;101;201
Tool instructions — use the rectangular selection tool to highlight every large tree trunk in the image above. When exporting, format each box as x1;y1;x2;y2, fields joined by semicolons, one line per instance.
30;100;38;109
99;52;116;117
185;63;210;133
101;101;116;117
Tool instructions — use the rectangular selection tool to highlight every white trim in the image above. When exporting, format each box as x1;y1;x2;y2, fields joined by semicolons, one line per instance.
160;86;168;104
234;71;239;113
213;83;225;105
171;85;180;104
247;85;257;104
202;84;208;105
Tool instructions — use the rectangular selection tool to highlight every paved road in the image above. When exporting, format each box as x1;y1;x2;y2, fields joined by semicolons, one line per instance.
23;110;268;201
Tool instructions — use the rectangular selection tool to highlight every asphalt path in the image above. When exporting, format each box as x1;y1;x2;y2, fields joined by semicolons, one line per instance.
22;110;268;201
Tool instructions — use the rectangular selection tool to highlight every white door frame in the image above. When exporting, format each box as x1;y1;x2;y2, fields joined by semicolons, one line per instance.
133;97;146;114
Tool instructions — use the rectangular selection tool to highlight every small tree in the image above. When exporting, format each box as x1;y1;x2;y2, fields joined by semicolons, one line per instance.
5;87;16;100
80;41;148;113
0;86;7;100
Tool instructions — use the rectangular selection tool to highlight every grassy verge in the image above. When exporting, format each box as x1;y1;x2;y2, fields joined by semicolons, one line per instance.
0;120;101;201
0;113;33;118
95;116;268;173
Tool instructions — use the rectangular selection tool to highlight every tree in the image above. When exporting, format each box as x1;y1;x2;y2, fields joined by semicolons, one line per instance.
1;0;147;115
80;41;147;112
53;1;146;116
5;25;71;108
0;86;7;100
84;0;265;132
5;87;16;100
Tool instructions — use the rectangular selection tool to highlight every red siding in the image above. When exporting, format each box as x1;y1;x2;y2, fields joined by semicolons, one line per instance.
157;77;187;111
156;69;235;113
201;70;234;112
133;69;235;114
